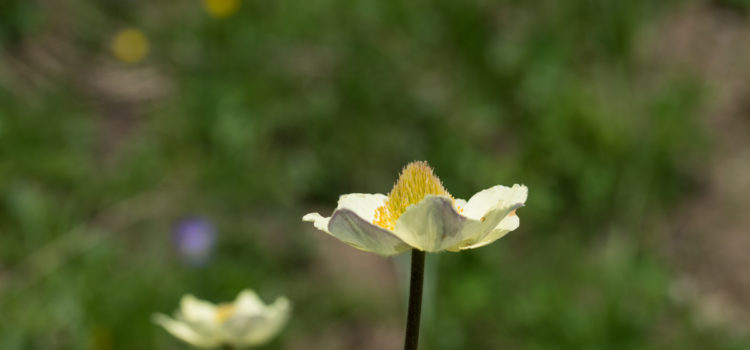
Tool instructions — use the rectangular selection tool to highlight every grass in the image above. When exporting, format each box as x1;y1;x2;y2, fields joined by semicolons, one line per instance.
1;0;748;349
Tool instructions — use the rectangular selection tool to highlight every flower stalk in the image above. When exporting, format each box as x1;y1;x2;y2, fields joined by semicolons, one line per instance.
404;249;425;350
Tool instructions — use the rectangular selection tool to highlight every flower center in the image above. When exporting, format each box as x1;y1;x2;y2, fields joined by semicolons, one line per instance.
215;303;236;323
373;161;453;230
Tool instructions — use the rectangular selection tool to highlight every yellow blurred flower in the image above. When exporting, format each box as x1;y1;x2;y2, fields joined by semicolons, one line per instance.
303;161;527;255
153;289;291;348
203;0;241;18
110;28;149;64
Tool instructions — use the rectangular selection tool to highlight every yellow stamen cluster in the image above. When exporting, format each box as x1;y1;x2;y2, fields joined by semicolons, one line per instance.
215;304;236;323
374;161;453;230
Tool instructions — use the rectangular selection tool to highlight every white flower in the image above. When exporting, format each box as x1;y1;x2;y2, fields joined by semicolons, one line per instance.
153;289;291;349
303;161;527;255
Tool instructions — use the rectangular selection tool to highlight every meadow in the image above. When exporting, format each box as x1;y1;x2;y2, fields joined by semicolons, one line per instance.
1;0;749;349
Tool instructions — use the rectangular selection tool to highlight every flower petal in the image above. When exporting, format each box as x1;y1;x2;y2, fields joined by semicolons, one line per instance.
303;193;410;255
392;195;468;252
153;313;222;348
336;193;388;222
179;295;217;324
455;198;467;212
462;184;527;220
229;297;291;346
460;214;520;249
302;193;387;234
447;184;527;250
233;289;264;315
326;209;411;255
302;213;330;233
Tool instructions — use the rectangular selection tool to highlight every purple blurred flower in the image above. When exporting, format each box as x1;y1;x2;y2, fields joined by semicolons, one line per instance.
173;217;216;266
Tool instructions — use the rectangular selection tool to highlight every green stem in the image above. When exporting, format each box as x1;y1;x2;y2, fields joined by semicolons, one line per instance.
404;249;425;350
222;345;234;350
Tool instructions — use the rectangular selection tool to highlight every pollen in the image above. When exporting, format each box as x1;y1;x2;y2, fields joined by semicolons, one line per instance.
215;303;236;323
373;161;453;230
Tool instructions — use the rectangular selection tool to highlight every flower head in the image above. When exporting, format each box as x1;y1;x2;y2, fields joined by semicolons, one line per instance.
303;161;527;255
173;217;216;266
153;289;291;348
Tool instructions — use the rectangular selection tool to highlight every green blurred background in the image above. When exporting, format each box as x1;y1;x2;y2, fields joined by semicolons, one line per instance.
2;0;750;349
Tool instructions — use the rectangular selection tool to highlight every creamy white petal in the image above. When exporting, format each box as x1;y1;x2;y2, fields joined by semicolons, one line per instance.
439;184;526;250
232;297;291;346
326;209;411;255
304;210;408;255
461;215;520;249
221;297;288;345
153;313;222;348
302;193;408;255
302;213;330;233
462;184;527;220
335;193;387;222
455;198;467;211
302;194;386;234
233;289;264;315
392;195;468;252
179;295;218;324
444;201;523;251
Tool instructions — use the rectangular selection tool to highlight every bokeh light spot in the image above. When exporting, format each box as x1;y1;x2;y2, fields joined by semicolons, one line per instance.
110;28;149;64
203;0;240;18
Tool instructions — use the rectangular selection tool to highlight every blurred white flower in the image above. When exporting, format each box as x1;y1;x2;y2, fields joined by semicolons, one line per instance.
303;161;527;255
153;289;291;349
